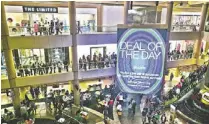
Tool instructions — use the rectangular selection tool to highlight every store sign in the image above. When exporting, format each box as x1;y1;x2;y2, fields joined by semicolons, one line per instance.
23;6;58;13
117;28;167;94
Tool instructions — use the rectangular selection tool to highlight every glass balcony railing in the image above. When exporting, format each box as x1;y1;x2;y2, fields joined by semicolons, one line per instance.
167;53;194;61
8;24;200;36
205;25;209;32
1;52;197;79
171;25;199;32
8;26;117;36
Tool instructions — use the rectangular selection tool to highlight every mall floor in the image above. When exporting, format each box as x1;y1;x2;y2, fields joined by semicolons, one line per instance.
1;71;188;124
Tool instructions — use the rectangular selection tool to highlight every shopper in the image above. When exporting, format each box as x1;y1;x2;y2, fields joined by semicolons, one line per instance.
77;21;82;34
87;55;91;69
93;53;97;68
53;63;57;73
103;106;109;124
83;55;87;71
58;62;62;73
147;112;152;124
19;65;24;77
24;67;30;77
30;87;35;99
29;62;33;76
63;60;69;72
116;103;122;119
34;22;39;36
132;99;136;116
170;73;174;82
161;113;167;124
45;22;50;35
39;24;43;36
55;19;60;35
142;109;147;124
128;101;132;118
45;62;49;74
79;57;83;69
50;20;54;35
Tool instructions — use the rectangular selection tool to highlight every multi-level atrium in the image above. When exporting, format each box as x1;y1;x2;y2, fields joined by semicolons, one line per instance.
1;1;209;124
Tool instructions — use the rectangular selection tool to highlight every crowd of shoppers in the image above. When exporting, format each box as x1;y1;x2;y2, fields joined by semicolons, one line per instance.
29;18;64;36
139;96;173;124
79;52;117;71
168;49;193;61
17;60;69;77
12;18;92;36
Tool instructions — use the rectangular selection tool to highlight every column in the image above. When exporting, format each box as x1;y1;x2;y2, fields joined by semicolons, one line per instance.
166;2;173;31
164;2;174;90
69;1;80;106
19;87;28;101
124;1;130;24
156;7;162;23
194;3;208;59
175;67;180;77
165;2;173;65
44;49;49;63
1;1;21;117
205;64;209;88
97;5;103;32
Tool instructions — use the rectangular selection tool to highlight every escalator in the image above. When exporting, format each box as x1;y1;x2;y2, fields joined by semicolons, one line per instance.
164;64;208;107
177;98;209;124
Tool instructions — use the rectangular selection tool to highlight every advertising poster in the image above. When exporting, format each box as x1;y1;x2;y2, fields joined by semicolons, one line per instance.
117;28;168;94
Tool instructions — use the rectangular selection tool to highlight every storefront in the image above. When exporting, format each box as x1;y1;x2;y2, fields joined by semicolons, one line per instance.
1;51;7;79
13;47;70;67
169;40;194;52
5;6;97;34
172;12;201;31
77;44;117;59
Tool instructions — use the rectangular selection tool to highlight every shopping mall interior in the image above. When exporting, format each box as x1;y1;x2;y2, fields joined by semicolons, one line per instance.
1;1;209;124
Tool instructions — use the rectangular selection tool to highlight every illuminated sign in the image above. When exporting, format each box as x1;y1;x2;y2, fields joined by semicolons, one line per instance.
117;28;167;94
23;6;58;13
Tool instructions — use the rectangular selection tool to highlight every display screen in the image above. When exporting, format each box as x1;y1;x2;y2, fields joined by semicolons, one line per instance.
117;28;167;94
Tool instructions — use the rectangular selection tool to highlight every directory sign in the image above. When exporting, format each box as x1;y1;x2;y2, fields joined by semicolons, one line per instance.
117;28;167;94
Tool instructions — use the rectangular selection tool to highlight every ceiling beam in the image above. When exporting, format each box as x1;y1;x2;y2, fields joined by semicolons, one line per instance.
4;1;100;8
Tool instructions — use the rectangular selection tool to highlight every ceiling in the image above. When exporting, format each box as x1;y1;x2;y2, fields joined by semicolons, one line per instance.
3;1;206;8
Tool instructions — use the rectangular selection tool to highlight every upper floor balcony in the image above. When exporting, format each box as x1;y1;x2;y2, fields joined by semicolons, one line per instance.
1;55;199;89
4;25;200;49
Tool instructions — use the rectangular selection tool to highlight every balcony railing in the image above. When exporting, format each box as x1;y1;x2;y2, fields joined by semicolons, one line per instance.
171;25;199;32
8;26;117;36
1;52;197;79
7;24;200;36
167;53;194;61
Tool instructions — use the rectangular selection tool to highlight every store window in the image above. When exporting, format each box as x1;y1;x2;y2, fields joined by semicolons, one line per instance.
12;47;70;68
127;6;167;24
169;40;194;53
78;44;117;59
5;6;70;36
1;51;7;79
172;13;201;32
205;9;209;32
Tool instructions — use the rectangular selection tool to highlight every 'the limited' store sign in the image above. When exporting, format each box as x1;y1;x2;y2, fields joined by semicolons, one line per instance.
23;6;58;13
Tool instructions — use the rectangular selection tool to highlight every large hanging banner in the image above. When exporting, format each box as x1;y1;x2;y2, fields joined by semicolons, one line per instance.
117;28;167;94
